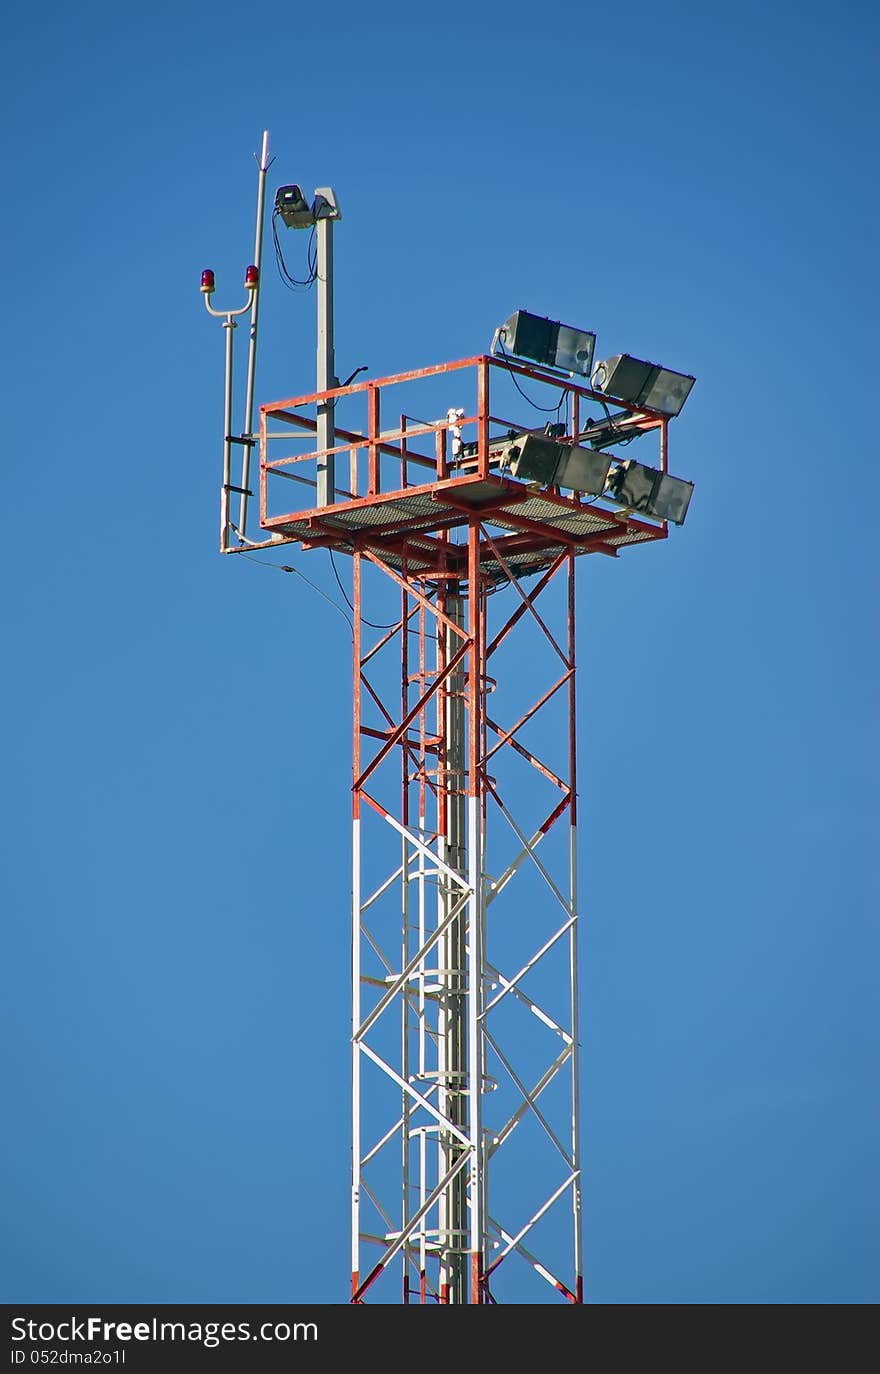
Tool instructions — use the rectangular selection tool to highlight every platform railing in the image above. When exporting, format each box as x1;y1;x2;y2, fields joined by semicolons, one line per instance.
256;355;667;532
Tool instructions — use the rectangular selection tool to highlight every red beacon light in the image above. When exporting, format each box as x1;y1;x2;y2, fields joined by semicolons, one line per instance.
200;268;215;294
244;265;259;289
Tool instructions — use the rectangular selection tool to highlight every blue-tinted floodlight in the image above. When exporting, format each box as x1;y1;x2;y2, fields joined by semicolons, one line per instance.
605;459;694;525
591;354;695;417
493;310;596;377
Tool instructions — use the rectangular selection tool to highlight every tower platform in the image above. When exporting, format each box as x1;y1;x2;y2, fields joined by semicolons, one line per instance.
248;354;669;580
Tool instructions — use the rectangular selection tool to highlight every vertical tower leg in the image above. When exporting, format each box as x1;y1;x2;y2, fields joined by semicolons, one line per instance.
351;549;362;1301
349;533;578;1304
437;591;468;1304
568;550;583;1303
467;519;485;1304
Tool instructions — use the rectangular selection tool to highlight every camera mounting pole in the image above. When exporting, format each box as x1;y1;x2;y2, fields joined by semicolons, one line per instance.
271;178;342;508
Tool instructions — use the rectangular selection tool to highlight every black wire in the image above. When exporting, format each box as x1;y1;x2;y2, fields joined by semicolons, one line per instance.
496;335;567;415
272;211;317;290
596;399;637;446
273;217;312;288
238;552;353;632
272;215;303;288
329;550;400;630
238;542;412;636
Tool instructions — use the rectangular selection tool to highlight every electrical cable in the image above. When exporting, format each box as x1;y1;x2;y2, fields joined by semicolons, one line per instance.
496;335;567;415
237;552;353;632
329;549;400;629
239;550;425;636
272;211;317;290
596;398;637;446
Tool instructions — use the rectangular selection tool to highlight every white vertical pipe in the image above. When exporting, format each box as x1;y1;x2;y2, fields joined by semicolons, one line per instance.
220;317;235;551
418;815;426;1078
435;608;449;1299
401;827;410;1298
316;216;335;505
419;1127;427;1296
569;825;583;1293
351;817;362;1292
467;792;483;1302
436;822;448;1298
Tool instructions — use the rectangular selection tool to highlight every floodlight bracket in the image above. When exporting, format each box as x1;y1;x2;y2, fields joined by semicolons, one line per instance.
313;186;342;221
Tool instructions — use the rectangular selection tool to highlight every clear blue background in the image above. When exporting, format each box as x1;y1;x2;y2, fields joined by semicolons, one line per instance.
2;0;876;1304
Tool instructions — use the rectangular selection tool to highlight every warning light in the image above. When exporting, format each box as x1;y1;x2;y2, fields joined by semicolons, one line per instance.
245;265;259;289
200;269;215;294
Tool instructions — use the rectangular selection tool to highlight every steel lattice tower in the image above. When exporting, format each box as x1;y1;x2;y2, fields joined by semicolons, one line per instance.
203;137;690;1303
243;355;672;1302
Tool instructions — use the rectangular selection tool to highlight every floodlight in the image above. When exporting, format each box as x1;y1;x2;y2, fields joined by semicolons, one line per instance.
556;444;613;494
605;459;694;525
591;354;695;417
506;433;611;495
506;434;565;485
275;184;314;228
493;310;596;377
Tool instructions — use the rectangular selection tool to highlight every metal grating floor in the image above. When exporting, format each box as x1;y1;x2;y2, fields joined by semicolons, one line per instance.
262;473;665;575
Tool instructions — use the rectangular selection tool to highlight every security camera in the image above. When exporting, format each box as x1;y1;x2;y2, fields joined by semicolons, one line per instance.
275;185;315;229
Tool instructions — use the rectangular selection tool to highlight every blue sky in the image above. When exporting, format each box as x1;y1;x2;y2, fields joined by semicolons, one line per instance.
2;0;877;1304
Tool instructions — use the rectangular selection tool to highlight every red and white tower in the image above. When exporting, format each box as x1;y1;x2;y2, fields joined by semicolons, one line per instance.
202;137;693;1304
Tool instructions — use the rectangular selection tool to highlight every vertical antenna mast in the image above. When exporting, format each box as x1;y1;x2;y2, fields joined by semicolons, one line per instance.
238;130;272;539
199;132;270;551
